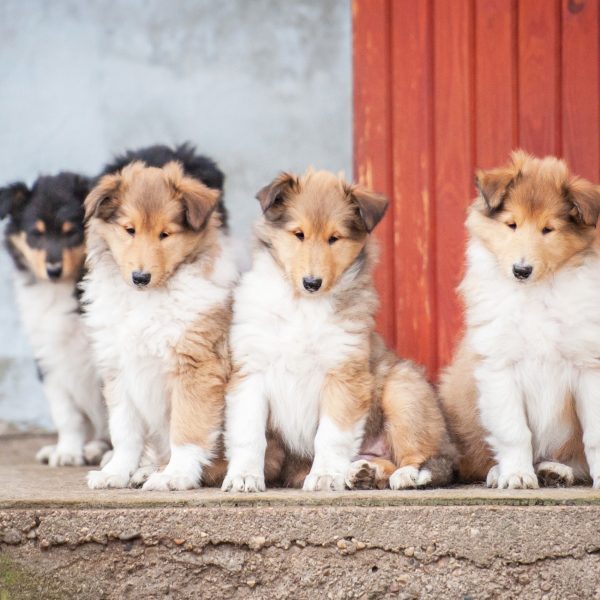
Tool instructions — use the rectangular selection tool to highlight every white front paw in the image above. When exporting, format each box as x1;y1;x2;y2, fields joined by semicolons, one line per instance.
87;469;130;489
221;471;265;493
490;467;538;489
50;448;85;467
142;470;200;491
303;471;345;491
389;466;432;490
36;444;56;464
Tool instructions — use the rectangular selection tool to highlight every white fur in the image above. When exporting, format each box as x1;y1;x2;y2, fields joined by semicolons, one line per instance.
223;250;366;493
83;233;237;490
12;272;107;466
464;238;600;488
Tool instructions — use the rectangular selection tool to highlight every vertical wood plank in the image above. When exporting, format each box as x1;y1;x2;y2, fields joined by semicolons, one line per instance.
433;0;475;369
352;0;396;349
518;0;561;156
390;0;437;375
561;0;600;180
475;0;517;168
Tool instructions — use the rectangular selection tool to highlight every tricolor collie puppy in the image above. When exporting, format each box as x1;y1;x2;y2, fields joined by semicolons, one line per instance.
0;174;108;466
222;169;455;492
440;150;600;489
83;146;236;491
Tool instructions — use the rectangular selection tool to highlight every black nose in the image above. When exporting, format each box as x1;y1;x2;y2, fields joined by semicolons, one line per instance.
512;264;533;280
46;263;62;280
132;271;151;286
302;276;322;292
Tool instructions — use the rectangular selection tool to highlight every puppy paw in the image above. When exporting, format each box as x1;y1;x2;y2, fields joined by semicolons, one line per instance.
303;471;345;491
221;472;265;493
83;440;112;466
389;466;432;490
486;465;500;488
87;469;130;489
142;471;199;491
35;444;56;464
491;468;538;489
536;461;574;487
345;460;377;490
129;465;158;488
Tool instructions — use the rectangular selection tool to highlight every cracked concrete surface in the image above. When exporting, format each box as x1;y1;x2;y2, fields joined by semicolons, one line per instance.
2;435;600;599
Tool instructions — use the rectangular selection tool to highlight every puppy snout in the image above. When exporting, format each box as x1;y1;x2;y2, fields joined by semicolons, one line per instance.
512;263;533;280
132;271;152;287
46;262;62;280
302;276;322;292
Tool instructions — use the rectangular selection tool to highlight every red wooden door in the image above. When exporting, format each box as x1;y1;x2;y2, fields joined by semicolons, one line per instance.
353;0;600;378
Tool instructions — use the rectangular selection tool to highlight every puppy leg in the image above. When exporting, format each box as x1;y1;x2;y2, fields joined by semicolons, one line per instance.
222;372;269;492
346;458;396;490
575;369;600;488
535;461;575;487
87;378;144;489
476;367;538;489
39;378;87;467
381;362;452;489
303;361;370;492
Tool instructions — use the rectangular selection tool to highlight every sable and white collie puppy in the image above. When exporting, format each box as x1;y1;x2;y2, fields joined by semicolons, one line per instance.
83;146;236;491
222;169;455;492
440;150;600;489
0;174;108;466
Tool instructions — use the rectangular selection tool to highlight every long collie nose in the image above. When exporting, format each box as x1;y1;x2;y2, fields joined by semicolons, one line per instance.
132;271;151;286
512;263;533;280
302;276;322;292
46;262;62;280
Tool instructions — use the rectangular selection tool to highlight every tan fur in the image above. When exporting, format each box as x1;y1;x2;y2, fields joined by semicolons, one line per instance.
34;220;45;234
85;161;221;288
253;169;455;488
9;232;84;281
440;151;600;482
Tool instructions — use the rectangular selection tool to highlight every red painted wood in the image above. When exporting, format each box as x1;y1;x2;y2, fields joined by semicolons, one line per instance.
389;0;437;375
518;0;562;155
353;0;600;378
475;0;518;168
433;0;475;369
561;0;600;180
352;0;396;349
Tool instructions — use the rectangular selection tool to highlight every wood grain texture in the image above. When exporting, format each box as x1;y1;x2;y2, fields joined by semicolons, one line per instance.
433;0;475;369
561;0;600;180
518;0;562;155
390;0;437;376
352;0;395;348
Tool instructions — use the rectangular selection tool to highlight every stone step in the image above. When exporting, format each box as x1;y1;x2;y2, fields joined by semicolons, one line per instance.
1;435;599;599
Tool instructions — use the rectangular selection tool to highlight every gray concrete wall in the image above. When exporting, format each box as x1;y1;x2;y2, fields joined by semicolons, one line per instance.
0;0;351;429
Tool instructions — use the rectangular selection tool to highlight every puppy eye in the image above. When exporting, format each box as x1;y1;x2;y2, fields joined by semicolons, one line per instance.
542;227;553;235
159;231;169;240
507;222;517;230
328;235;339;245
125;227;135;236
295;231;305;241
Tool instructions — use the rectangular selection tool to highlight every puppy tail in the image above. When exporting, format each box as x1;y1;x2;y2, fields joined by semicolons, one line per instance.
422;454;456;487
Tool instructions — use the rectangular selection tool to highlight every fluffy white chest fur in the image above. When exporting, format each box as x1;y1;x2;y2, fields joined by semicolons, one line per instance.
230;251;362;456
464;239;600;469
83;238;237;442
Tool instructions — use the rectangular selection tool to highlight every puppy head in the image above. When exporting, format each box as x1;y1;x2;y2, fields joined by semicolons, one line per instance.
469;149;600;283
0;173;89;281
85;161;220;288
256;168;388;295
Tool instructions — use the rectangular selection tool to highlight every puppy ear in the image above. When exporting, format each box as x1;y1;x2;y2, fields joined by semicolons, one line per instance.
165;162;220;232
84;173;122;222
347;185;388;233
0;182;30;220
475;151;527;212
255;172;299;213
72;175;92;204
564;176;600;227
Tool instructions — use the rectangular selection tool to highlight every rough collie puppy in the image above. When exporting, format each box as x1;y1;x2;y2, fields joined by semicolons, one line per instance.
83;149;236;491
440;150;600;489
222;169;455;493
0;174;108;466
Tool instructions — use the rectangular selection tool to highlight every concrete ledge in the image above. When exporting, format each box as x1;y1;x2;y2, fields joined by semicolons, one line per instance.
2;435;600;599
